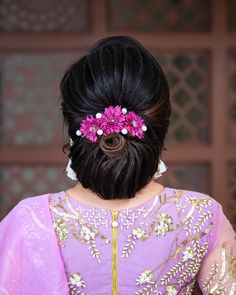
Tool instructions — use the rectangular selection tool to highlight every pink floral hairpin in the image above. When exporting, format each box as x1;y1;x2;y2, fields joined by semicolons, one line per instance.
75;105;147;142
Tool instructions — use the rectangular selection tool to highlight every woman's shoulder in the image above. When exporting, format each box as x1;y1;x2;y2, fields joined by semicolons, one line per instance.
166;187;222;234
12;192;50;214
167;186;221;209
0;192;56;227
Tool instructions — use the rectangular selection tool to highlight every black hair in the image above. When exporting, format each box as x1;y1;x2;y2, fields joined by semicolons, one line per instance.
60;35;171;200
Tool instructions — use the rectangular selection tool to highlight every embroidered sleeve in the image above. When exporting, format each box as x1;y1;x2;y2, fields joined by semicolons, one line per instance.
197;201;236;294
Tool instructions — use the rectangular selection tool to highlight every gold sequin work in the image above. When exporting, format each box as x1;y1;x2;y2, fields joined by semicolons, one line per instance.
48;188;236;294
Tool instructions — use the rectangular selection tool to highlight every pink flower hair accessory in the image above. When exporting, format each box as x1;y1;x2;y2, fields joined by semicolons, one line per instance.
75;105;147;143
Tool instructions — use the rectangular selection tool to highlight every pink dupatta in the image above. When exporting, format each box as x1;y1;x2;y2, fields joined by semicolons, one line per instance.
0;194;70;295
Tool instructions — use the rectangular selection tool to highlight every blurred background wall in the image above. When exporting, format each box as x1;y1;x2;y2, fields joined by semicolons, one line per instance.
0;0;235;229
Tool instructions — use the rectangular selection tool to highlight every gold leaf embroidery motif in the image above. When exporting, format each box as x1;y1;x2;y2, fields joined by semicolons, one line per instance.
165;285;178;295
49;194;110;263
122;227;146;258
203;241;236;294
121;192;180;258
134;192;214;294
48;189;218;294
136;269;154;286
202;262;219;290
154;213;173;237
68;272;86;295
193;211;213;233
53;218;69;247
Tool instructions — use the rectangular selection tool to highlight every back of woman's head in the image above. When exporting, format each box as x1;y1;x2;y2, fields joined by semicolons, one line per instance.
60;35;171;200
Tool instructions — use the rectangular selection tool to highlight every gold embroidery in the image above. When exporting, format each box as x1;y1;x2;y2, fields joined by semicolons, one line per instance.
176;203;187;218
135;192;213;294
136;269;153;286
165;285;178;295
202;262;219;290
172;222;213;259
135;272;160;295
141;196;178;241
154;213;173;237
120;207;146;230
53;218;69;247
161;240;209;284
50;193;109;243
143;195;159;218
185;195;212;209
169;197;211;232
193;210;213;233
174;190;183;203
159;192;167;205
203;241;236;294
65;193;110;242
135;272;180;294
141;196;208;242
122;227;146;258
230;282;236;295
67;219;85;243
122;193;179;257
135;237;209;294
178;241;209;284
68;272;86;295
49;189;216;294
122;195;212;260
49;202;109;242
49;194;110;263
182;246;194;261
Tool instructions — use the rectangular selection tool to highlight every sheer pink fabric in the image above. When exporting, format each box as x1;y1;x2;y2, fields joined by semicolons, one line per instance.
197;202;236;294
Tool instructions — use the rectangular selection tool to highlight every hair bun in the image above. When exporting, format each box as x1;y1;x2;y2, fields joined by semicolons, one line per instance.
99;133;127;157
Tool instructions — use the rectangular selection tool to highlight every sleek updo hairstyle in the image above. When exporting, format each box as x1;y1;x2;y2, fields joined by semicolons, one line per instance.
60;35;171;200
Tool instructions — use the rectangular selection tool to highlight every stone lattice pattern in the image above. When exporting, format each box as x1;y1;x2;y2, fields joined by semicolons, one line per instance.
108;0;211;31
228;163;236;229
228;50;236;143
154;51;210;143
0;0;89;32
0;51;210;145
228;0;236;31
0;165;74;220
159;163;210;195
0;52;86;145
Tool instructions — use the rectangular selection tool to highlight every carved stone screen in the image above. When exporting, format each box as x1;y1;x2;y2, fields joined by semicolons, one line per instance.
0;1;235;234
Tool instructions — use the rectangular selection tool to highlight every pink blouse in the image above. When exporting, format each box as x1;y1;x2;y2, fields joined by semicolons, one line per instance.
0;186;235;294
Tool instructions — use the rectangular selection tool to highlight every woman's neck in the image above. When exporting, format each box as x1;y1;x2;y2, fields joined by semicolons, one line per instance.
65;180;165;211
